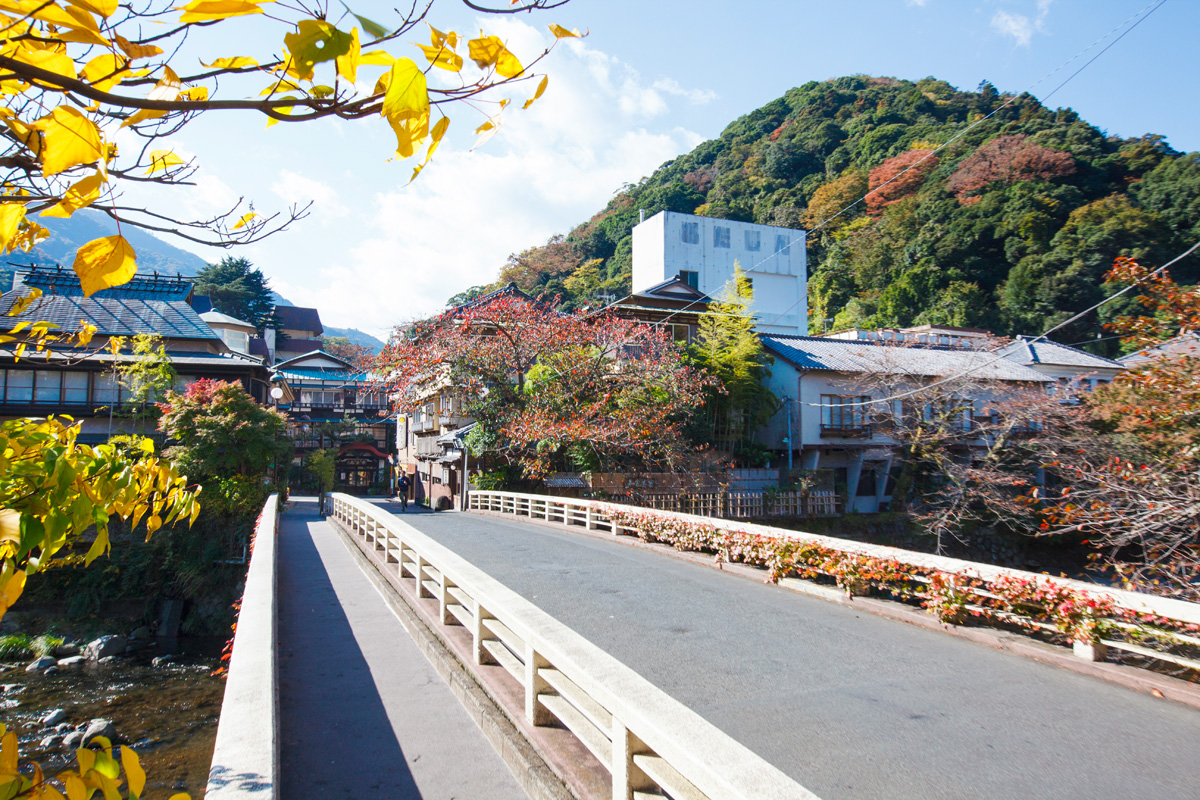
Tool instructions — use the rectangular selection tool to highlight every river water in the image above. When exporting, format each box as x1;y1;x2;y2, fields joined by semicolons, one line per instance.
1;650;225;798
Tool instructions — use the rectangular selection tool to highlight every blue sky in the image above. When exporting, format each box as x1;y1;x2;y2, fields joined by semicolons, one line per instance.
125;0;1199;338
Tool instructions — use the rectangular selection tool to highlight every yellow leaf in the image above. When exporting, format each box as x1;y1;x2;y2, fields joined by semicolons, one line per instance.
114;35;163;60
0;731;16;773
12;47;77;82
548;23;582;39
80;54;129;93
381;58;427;122
284;19;354;81
144;150;184;174
232;212;256;230
0;203;26;251
33;106;103;177
147;66;182;102
201;56;259;69
178;0;272;24
409;115;448;183
414;43;463;72
67;0;118;18
120;747;144;797
181;86;208;101
120;109;165;128
335;27;360;83
429;24;458;50
75;748;95;775
522;74;548;109
468;35;523;78
40;170;105;218
168;795;191;800
0;571;25;617
64;775;86;800
83;525;109;565
388;109;428;159
472;116;500;150
358;50;394;66
73;235;136;296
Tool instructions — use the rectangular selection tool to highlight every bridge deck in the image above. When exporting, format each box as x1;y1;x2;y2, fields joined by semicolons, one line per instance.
275;499;527;799
364;499;1200;800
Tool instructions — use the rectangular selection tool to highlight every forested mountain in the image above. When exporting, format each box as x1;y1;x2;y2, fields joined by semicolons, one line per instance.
475;75;1200;353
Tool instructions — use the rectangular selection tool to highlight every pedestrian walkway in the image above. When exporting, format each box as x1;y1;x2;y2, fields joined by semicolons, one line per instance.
275;498;527;799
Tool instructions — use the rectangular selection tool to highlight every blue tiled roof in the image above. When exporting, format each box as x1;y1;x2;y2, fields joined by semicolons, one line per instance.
0;291;218;340
15;266;193;301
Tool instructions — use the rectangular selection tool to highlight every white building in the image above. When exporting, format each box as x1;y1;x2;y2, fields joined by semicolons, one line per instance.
632;210;807;335
757;335;1051;513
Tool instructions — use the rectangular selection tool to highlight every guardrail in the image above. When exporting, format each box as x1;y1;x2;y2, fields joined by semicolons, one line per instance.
206;493;280;800
468;491;1200;677
331;493;819;800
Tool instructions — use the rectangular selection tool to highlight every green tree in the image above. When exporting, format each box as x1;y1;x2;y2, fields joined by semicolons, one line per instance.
690;264;779;457
159;378;291;483
115;333;176;426
194;257;278;333
305;448;338;494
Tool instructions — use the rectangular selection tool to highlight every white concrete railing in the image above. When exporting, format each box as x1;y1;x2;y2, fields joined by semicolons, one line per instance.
332;493;819;800
469;491;1200;670
207;494;280;800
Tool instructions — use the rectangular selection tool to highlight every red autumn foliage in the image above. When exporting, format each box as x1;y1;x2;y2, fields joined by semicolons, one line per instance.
374;291;715;477
865;149;938;213
944;134;1075;201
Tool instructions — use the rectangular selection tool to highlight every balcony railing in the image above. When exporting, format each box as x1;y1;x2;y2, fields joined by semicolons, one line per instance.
819;424;872;439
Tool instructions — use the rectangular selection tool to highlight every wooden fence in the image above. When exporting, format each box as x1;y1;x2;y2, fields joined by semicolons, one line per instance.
634;490;838;519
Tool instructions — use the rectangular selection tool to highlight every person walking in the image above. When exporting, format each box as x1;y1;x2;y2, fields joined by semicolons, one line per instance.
397;472;411;512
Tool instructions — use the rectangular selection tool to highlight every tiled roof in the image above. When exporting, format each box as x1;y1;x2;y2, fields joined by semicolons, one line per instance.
274;367;372;382
201;310;255;329
273;350;353;369
1001;336;1124;369
15;266;193;301
761;335;1051;382
249;337;271;359
273;305;323;335
633;276;711;302
0;290;219;340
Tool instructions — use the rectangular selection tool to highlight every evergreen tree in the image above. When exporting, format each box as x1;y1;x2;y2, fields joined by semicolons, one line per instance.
691;265;779;458
194;257;278;333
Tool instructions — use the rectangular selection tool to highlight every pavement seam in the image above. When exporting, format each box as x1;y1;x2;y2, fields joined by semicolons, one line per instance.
328;514;579;800
469;509;1200;712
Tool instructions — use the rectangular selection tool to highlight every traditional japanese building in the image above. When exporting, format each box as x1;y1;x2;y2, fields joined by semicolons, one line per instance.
0;266;270;443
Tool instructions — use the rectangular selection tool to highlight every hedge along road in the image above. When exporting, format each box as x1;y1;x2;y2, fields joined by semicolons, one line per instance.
364;500;1200;800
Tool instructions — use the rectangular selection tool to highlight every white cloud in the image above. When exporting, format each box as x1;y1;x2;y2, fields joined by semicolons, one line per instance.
270;170;348;219
273;20;707;336
653;78;718;105
991;0;1053;47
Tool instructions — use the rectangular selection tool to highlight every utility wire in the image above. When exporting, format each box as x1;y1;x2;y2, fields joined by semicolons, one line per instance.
580;0;1168;358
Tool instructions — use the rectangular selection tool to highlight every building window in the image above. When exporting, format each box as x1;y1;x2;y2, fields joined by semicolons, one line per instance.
680;270;698;289
63;372;88;404
820;395;871;435
7;371;32;403
33;371;60;404
93;372;118;405
670;324;690;344
744;230;761;251
775;234;789;254
713;226;730;249
680;221;699;244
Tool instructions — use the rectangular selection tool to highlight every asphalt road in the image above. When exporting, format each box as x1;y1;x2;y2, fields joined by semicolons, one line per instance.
275;500;526;799
369;500;1200;800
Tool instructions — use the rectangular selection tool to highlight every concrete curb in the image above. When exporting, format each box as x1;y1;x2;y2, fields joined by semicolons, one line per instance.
472;509;1200;713
329;515;585;800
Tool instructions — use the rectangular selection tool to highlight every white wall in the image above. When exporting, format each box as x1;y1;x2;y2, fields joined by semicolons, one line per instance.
632;211;807;335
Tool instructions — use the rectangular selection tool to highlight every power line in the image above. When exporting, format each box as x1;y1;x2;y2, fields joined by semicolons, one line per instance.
583;0;1168;352
754;0;1167;331
802;238;1200;409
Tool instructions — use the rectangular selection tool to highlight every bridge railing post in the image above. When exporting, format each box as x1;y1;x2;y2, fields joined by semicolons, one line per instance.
472;601;496;666
524;643;552;726
439;574;454;625
611;719;654;800
415;554;432;598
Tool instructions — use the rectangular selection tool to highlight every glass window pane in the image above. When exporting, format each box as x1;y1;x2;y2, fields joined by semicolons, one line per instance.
775;234;789;254
93;373;118;404
744;230;761;251
680;222;699;244
713;226;730;248
63;372;88;404
7;370;32;403
35;371;60;403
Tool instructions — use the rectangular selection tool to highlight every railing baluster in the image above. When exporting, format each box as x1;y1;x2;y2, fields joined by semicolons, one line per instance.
524;643;552;725
611;719;654;800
